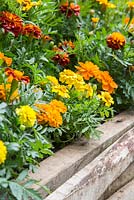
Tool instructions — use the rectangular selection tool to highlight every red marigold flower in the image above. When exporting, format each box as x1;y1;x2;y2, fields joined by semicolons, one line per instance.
60;1;80;17
58;40;75;50
106;32;126;50
22;24;42;39
0;11;23;37
5;68;30;83
52;52;70;67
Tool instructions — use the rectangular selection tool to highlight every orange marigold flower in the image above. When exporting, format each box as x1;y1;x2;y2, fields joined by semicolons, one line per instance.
23;24;42;39
106;32;126;50
96;71;118;93
52;49;70;66
60;1;80;17
0;52;12;66
49;99;67;113
58;40;75;50
36;103;63;128
5;68;30;83
0;83;19;101
124;17;134;25
75;61;100;80
0;11;23;37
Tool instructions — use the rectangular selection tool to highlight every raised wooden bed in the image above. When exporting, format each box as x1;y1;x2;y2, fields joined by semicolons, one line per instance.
29;110;134;199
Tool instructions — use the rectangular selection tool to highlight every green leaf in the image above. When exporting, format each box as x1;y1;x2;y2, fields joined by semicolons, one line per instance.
9;182;23;200
16;170;28;182
7;142;20;152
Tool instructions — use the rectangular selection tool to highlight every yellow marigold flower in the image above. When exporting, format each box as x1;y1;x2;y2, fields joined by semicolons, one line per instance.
127;2;134;9
17;0;41;11
0;140;7;165
91;17;99;23
46;76;59;85
49;99;67;113
96;71;118;94
106;32;126;50
75;61;100;81
96;0;116;8
83;84;93;98
52;85;70;98
59;69;84;89
16;105;36;127
98;91;114;107
0;84;19;101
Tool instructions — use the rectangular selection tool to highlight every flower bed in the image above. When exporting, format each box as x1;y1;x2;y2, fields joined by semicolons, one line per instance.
0;0;134;199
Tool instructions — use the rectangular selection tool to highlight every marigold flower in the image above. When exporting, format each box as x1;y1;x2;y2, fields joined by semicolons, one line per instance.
52;84;70;98
17;0;42;11
16;105;36;127
58;40;75;50
52;50;70;66
49;99;67;113
60;1;80;17
127;2;134;9
0;52;12;66
98;91;114;107
96;71;118;94
75;61;100;80
23;24;42;39
106;32;126;50
91;17;99;23
0;140;7;165
46;76;59;85
0;83;19;101
0;11;23;37
59;69;85;89
5;68;30;83
124;17;134;25
96;0;116;8
36;103;64;128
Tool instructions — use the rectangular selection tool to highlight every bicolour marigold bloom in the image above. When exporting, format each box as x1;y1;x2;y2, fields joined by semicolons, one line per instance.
52;84;70;98
36;103;64;128
60;1;80;17
0;11;23;37
0;52;12;66
0;83;19;101
127;2;134;9
96;71;118;94
96;0;116;8
52;50;70;67
58;40;75;50
98;91;114;107
5;68;30;83
0;140;7;165
75;61;100;80
106;32;126;50
16;105;36;127
91;17;99;23
23;24;42;39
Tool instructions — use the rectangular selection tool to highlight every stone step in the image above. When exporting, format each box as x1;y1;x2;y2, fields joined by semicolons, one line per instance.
106;179;134;200
44;127;134;200
99;162;134;200
29;110;134;198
